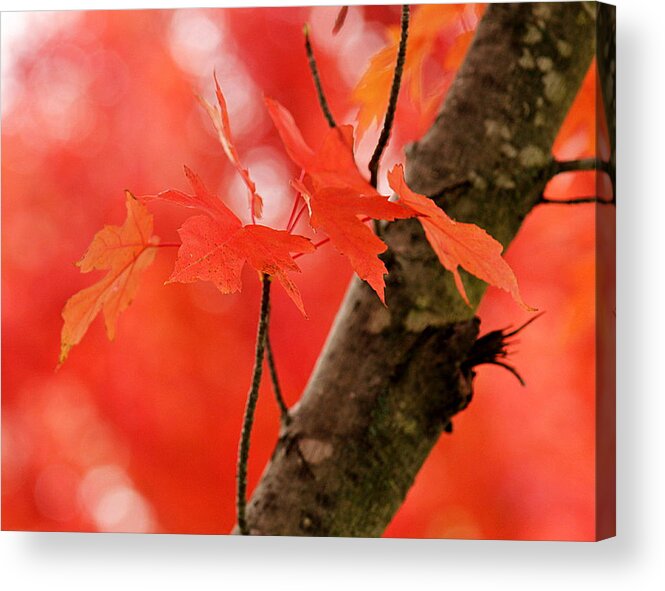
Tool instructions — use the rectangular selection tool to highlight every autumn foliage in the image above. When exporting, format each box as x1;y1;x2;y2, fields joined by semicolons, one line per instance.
60;62;529;359
2;5;605;539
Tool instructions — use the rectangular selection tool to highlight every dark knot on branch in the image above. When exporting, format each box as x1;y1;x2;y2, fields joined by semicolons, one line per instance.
462;312;545;387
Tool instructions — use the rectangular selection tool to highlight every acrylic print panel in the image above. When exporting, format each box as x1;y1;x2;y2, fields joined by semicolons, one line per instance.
1;2;615;540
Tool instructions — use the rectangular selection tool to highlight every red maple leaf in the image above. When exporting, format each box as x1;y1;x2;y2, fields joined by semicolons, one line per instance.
141;167;314;315
293;180;410;303
388;164;533;310
265;98;412;302
59;193;159;365
265;98;376;195
199;73;264;221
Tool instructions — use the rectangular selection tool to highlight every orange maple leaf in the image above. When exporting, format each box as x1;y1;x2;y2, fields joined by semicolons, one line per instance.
388;164;533;310
142;167;314;315
353;4;466;139
59;193;159;365
198;73;263;221
266;97;413;302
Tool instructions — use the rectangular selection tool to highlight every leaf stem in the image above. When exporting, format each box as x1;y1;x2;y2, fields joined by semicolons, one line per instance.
293;236;330;260
292;215;373;260
285;194;302;232
304;24;336;128
289;203;308;232
285;172;306;232
236;274;271;535
368;5;410;189
266;335;291;425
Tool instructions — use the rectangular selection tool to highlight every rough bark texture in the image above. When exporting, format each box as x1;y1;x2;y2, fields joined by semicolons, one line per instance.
240;2;598;537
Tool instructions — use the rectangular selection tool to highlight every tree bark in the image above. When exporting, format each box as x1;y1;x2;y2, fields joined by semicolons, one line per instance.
239;2;598;536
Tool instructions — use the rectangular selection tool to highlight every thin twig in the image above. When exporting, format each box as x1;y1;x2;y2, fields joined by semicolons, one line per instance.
237;275;271;535
304;24;336;128
549;157;612;177
368;5;410;189
537;195;615;206
548;158;617;206
266;335;291;425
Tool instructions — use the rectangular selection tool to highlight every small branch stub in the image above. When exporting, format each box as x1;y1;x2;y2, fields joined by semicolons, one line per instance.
463;313;545;387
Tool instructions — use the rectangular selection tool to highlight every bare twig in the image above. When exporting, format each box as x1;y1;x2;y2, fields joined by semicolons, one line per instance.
237;275;272;535
537;195;615;206
304;25;336;128
551;158;611;175
266;335;291;425
368;5;410;189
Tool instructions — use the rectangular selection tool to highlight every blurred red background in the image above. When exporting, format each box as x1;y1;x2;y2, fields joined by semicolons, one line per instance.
1;5;610;539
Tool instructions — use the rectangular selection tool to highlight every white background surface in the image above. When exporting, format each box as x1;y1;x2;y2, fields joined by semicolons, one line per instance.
1;0;662;589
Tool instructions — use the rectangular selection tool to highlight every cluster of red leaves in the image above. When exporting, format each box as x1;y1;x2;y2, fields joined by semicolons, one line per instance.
265;98;412;302
60;18;528;364
142;166;314;315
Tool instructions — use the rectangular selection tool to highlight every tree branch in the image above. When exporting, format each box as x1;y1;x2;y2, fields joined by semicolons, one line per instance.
239;2;598;537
